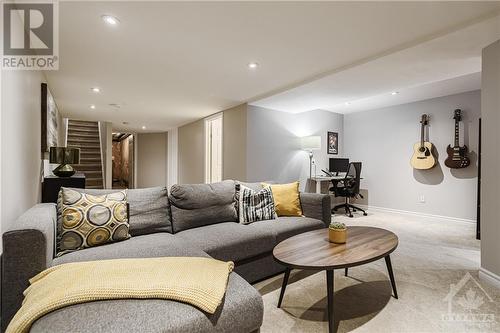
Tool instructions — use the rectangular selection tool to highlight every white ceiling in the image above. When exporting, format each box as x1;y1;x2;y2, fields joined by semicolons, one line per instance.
45;2;500;131
252;14;499;114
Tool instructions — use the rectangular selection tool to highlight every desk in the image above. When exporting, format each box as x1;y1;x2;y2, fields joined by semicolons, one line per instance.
305;176;344;194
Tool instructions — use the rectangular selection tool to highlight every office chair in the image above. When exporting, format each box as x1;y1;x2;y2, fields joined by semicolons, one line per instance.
329;162;367;218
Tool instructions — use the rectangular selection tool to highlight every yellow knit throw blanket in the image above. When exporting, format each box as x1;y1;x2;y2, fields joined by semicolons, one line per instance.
7;257;234;333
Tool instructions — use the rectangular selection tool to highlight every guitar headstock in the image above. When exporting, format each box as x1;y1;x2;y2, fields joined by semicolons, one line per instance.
453;109;462;121
420;114;429;125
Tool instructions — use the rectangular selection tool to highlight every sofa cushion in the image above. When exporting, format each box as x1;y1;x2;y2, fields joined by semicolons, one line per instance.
52;233;209;266
177;222;276;262
169;180;237;233
65;187;172;235
57;188;130;256
247;216;325;243
30;273;263;333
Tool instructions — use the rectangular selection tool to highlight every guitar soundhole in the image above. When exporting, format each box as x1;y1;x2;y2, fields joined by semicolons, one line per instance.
419;147;426;153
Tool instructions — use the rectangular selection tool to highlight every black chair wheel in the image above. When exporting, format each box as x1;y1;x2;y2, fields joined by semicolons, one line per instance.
363;212;368;216
349;214;353;218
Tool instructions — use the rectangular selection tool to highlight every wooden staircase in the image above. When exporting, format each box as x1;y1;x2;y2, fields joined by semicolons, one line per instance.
67;120;104;189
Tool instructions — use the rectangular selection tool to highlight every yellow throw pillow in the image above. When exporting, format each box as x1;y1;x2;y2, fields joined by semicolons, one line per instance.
262;182;302;217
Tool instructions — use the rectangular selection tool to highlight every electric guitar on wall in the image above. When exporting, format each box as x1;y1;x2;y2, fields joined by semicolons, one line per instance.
410;114;436;170
445;109;470;169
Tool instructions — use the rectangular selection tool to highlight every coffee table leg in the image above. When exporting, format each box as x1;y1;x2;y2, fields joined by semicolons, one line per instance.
344;268;348;276
385;255;398;299
277;268;291;308
326;269;334;333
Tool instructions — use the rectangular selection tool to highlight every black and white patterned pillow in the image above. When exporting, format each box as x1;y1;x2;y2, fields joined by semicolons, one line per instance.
236;183;277;225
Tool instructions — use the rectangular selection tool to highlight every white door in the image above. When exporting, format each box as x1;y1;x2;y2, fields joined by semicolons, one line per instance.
205;114;223;183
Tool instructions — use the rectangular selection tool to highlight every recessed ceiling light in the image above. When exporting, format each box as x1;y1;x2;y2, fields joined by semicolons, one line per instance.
345;102;351;106
391;91;399;95
90;105;96;109
91;87;100;93
102;15;120;26
141;126;146;130
248;62;259;69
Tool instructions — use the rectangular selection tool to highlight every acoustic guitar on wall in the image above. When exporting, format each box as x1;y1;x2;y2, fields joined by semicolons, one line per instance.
445;109;470;169
410;114;436;170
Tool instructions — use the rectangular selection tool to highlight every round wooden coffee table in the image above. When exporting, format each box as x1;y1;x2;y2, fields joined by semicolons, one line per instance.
272;226;399;333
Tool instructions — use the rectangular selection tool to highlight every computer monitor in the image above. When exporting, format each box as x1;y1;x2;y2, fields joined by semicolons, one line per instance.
329;158;349;175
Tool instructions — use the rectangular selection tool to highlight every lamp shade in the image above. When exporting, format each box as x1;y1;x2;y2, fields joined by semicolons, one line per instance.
49;147;80;164
301;136;321;150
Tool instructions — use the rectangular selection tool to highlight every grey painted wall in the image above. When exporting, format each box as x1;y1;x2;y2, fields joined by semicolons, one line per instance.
136;133;168;188
246;105;344;190
344;90;481;221
480;40;500;279
178;118;205;184
223;104;247;181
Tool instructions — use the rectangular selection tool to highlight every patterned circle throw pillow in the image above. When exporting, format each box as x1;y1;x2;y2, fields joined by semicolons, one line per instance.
57;188;130;256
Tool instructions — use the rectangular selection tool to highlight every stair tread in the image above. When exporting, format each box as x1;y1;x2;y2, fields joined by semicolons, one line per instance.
68;121;98;126
68;144;100;147
68;124;98;127
68;128;99;133
68;135;99;139
68;141;100;144
67;130;99;135
69;125;98;130
67;137;99;141
67;141;100;144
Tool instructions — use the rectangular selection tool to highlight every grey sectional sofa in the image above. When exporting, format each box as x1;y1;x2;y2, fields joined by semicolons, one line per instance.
1;180;331;333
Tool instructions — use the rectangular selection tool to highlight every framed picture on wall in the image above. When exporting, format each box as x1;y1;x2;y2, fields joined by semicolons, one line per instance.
41;83;59;154
327;131;338;155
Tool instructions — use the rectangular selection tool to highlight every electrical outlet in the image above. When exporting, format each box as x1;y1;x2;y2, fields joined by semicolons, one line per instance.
419;195;425;203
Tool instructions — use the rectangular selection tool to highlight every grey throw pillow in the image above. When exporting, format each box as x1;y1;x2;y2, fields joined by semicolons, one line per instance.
236;183;277;225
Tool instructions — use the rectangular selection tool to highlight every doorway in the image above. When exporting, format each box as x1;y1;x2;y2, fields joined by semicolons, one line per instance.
205;113;223;183
112;133;135;189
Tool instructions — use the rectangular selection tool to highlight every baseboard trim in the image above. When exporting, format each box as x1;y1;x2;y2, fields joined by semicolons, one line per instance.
479;267;500;289
355;204;476;224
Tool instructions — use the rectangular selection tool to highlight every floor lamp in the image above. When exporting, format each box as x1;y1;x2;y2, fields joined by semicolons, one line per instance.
301;136;321;179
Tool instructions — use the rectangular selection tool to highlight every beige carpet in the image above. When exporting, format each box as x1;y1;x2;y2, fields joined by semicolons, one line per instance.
254;211;500;333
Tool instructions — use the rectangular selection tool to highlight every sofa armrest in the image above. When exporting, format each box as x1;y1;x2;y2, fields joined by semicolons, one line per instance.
1;203;56;332
300;193;331;226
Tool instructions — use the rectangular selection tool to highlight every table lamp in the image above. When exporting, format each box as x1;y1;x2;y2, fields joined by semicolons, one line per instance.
49;147;80;177
301;136;321;179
